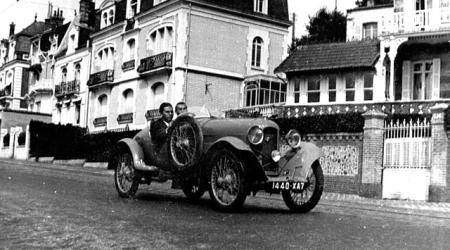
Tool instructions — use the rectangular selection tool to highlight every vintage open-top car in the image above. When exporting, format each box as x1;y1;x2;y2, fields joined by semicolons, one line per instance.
112;107;324;212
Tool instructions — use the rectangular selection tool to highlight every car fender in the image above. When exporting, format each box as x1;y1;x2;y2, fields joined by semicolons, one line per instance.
115;138;147;169
278;142;322;182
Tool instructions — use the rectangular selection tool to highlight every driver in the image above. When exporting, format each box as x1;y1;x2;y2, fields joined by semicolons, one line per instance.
151;102;174;150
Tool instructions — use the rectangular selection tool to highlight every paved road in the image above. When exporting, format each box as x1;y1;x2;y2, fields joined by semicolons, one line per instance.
1;161;449;249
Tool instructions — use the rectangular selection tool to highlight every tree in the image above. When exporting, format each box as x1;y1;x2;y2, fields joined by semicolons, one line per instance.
289;8;346;54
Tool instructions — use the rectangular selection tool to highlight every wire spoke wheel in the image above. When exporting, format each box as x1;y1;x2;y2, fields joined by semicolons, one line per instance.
114;152;139;198
169;121;198;170
208;149;246;211
281;162;324;213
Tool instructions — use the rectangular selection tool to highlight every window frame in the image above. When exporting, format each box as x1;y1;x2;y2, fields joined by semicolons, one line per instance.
412;60;433;100
363;72;374;101
307;77;321;103
345;74;356;102
362;22;378;40
251;37;263;68
243;79;286;107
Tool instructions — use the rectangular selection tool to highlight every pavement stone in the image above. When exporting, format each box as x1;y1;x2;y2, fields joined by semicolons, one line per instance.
2;158;450;218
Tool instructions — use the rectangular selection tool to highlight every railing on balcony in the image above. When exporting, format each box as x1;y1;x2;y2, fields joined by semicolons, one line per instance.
0;85;11;98
29;79;53;94
145;109;161;121
93;116;107;127
117;112;134;124
137;52;172;74
121;59;135;71
55;80;80;97
87;69;114;87
226;101;450;119
381;8;450;34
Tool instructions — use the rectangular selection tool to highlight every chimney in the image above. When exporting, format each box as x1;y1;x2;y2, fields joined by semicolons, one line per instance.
79;0;95;28
9;22;15;37
45;6;64;27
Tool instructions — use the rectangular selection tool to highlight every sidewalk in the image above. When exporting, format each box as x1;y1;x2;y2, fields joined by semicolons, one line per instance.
3;158;450;219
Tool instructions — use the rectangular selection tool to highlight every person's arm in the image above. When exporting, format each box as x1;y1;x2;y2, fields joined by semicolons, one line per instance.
150;120;168;143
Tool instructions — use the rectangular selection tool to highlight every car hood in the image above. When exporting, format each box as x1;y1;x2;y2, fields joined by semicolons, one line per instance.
197;117;279;141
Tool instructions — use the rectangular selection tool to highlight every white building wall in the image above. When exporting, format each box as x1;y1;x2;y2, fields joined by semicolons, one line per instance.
347;7;393;41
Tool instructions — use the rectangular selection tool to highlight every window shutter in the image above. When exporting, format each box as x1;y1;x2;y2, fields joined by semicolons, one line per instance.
432;58;440;99
402;60;411;100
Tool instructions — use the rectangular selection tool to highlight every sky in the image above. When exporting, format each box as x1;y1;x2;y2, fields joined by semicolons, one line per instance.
0;0;357;40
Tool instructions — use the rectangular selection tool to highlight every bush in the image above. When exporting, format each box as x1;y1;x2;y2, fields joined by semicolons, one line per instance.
272;113;365;135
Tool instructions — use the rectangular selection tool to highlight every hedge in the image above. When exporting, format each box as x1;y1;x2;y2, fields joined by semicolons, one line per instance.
29;120;139;162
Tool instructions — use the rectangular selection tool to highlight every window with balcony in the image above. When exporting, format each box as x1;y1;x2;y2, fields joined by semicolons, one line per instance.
307;77;320;103
244;79;286;107
412;61;433;100
147;26;173;56
328;75;336;102
363;22;377;40
251;37;263;68
254;0;267;14
364;73;374;101
95;46;115;72
345;75;355;102
74;63;81;81
61;67;67;83
125;39;136;61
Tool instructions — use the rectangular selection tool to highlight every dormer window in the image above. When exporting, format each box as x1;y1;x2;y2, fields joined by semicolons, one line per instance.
128;0;138;18
254;0;267;14
100;4;116;29
109;9;114;24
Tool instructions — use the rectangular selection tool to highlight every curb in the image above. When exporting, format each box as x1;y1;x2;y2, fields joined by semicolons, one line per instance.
83;162;108;169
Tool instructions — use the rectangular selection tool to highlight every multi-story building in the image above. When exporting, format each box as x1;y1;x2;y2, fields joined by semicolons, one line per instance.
0;19;50;110
87;0;290;131
271;0;450;201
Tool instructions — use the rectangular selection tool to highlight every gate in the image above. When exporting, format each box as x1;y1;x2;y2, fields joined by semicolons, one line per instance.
382;118;432;200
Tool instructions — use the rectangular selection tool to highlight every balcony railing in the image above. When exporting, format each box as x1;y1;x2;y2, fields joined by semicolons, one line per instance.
93;116;107;127
87;69;114;87
381;8;450;34
137;52;172;74
0;85;11;98
29;79;53;94
145;109;161;121
117;112;134;124
226;101;450;119
121;59;135;71
55;80;80;97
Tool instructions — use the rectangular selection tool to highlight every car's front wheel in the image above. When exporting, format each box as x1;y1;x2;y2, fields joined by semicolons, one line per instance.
208;149;247;211
114;151;139;198
281;161;324;213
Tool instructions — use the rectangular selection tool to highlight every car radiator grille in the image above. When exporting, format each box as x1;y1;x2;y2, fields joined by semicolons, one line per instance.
260;128;278;171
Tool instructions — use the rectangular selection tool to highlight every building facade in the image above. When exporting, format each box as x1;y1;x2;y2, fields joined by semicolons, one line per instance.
87;0;290;131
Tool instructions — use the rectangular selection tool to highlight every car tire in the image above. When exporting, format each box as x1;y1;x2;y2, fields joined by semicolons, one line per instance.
281;161;324;213
208;148;247;211
182;178;206;202
114;151;139;198
168;115;203;173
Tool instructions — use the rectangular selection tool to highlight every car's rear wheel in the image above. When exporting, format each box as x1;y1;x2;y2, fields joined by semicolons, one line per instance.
168;116;202;172
281;161;324;213
208;149;247;211
114;151;139;198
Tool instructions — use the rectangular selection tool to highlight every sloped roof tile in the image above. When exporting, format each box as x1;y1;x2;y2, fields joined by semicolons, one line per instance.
275;40;380;74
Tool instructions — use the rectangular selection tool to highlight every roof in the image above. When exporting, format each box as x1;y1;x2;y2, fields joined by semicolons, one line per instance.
15;21;49;37
275;40;380;74
40;22;71;52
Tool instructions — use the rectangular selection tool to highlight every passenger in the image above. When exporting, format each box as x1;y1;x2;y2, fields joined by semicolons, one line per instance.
175;101;188;116
150;102;174;150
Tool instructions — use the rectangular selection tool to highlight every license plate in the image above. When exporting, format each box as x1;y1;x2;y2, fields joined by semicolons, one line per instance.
271;181;304;191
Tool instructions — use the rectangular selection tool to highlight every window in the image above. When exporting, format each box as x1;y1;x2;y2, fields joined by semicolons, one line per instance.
95;46;115;72
61;68;67;83
36;101;41;112
151;83;165;109
69;34;76;52
251;37;263;68
74;64;81;81
75;102;80;125
244;79;286;107
109;9;114;25
98;94;108;117
126;39;136;60
293;79;300;103
101;6;115;28
129;0;138;17
363;22;378;40
122;89;134;113
103;12;108;27
3;133;10;148
147;26;173;56
364;73;374;101
412;61;433;100
254;0;267;14
328;76;336;102
307;77;320;103
345;75;355;102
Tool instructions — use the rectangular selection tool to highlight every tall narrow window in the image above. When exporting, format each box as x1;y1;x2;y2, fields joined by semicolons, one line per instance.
98;94;108;117
251;37;263;68
364;73;374;101
412;61;433;100
75;102;80;125
293;79;300;103
151;83;165;109
102;12;108;27
254;0;266;13
328;75;336;102
109;9;114;25
122;89;134;113
61;68;67;83
345;75;355;101
74;64;81;81
126;39;136;60
130;0;137;17
307;77;320;103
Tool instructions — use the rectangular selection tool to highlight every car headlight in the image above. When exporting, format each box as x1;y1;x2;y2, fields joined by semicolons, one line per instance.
271;150;281;162
286;129;301;149
247;126;264;145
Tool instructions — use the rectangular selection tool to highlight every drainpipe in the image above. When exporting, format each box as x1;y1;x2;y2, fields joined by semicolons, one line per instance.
183;3;192;103
85;41;92;131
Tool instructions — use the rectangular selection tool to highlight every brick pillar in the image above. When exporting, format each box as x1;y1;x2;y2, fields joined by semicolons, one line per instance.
360;110;387;198
429;103;449;202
